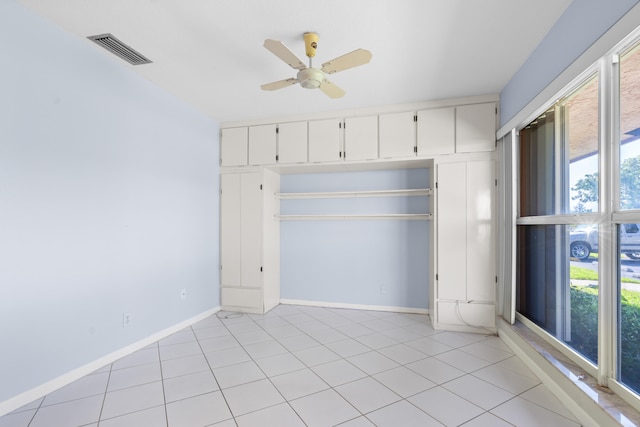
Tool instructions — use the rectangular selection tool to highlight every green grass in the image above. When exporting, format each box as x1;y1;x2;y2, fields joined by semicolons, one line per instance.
570;266;640;284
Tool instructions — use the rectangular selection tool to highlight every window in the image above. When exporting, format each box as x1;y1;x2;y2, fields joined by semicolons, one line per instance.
517;76;600;365
617;41;640;397
515;33;640;409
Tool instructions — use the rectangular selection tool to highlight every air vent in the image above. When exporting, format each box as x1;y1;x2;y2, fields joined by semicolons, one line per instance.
87;33;152;65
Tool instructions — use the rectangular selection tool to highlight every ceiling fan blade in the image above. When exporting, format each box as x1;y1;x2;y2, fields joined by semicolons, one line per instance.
319;79;345;98
261;78;298;91
321;48;372;74
263;39;307;70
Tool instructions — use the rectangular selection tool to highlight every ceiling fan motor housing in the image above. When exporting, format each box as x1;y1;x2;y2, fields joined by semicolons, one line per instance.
297;67;324;89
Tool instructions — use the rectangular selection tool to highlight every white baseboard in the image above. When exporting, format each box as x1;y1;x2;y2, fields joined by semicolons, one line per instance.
0;307;220;417
279;299;428;315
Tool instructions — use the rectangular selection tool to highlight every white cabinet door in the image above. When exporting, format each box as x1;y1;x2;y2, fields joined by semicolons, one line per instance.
344;115;378;161
417;107;455;156
436;159;495;329
249;124;277;165
465;160;495;302
308;118;342;162
456;103;496;153
240;172;263;288
436;162;468;301
220;174;242;287
379;111;415;158
221;127;248;167
278;121;308;164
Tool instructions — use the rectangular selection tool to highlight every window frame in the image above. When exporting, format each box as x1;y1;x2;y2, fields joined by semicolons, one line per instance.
511;26;640;412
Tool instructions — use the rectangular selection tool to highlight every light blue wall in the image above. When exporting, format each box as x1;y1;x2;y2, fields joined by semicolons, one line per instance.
0;1;219;403
280;169;430;309
500;0;639;126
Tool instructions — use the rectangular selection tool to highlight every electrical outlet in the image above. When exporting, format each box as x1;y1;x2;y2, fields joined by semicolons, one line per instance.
123;313;132;327
181;289;187;300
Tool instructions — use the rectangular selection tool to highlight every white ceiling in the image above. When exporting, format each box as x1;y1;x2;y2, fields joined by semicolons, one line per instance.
19;0;572;124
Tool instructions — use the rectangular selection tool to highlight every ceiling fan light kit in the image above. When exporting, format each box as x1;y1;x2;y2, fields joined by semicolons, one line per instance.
261;32;371;98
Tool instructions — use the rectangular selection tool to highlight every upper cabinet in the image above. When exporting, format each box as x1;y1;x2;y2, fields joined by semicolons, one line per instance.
278;121;308;164
379;111;415;159
308;118;342;163
456;103;496;153
417;107;455;156
344;115;378;161
220;98;498;168
249;124;277;166
221;127;248;167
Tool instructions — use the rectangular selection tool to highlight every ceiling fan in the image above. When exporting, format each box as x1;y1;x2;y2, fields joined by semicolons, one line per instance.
260;32;372;98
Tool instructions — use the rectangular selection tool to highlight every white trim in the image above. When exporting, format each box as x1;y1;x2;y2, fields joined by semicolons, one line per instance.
279;299;428;314
607;379;640;414
0;307;220;417
497;3;640;139
498;319;619;427
516;213;603;225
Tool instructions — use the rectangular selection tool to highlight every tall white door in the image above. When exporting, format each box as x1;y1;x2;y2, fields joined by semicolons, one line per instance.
240;173;263;288
220;174;241;287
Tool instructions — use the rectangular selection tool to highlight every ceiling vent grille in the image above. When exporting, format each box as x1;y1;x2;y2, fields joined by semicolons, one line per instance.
87;33;152;65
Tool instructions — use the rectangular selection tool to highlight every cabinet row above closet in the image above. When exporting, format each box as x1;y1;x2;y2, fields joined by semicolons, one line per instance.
220;102;496;167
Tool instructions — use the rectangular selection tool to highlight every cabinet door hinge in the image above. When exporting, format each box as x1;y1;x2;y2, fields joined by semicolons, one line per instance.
435;182;438;189
495;276;498;283
414;115;417;122
339;122;342;129
276;127;279;134
276;154;279;162
260;184;263;190
260;266;263;272
343;151;346;159
495;178;498;186
436;274;439;281
339;151;342;158
413;146;417;154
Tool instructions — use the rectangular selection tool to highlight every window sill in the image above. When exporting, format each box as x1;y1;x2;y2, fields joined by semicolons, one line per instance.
498;318;640;427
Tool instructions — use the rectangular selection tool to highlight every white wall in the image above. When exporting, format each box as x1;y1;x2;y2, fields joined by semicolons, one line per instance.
0;1;219;403
280;169;430;309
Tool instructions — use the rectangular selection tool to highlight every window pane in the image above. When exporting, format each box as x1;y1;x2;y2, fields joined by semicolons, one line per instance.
619;224;640;393
519;75;599;216
517;224;598;364
564;77;599;214
619;45;640;210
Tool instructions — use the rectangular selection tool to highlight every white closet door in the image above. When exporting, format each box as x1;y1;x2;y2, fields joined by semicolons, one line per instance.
221;127;248;166
417;107;455;156
436;162;467;301
240;172;263;288
379;111;415;158
249;124;277;165
344;115;378;161
466;160;495;302
456;103;496;153
278;121;308;164
220;174;241;287
308;118;342;162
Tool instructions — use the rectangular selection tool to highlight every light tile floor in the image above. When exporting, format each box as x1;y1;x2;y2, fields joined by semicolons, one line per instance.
1;305;583;427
